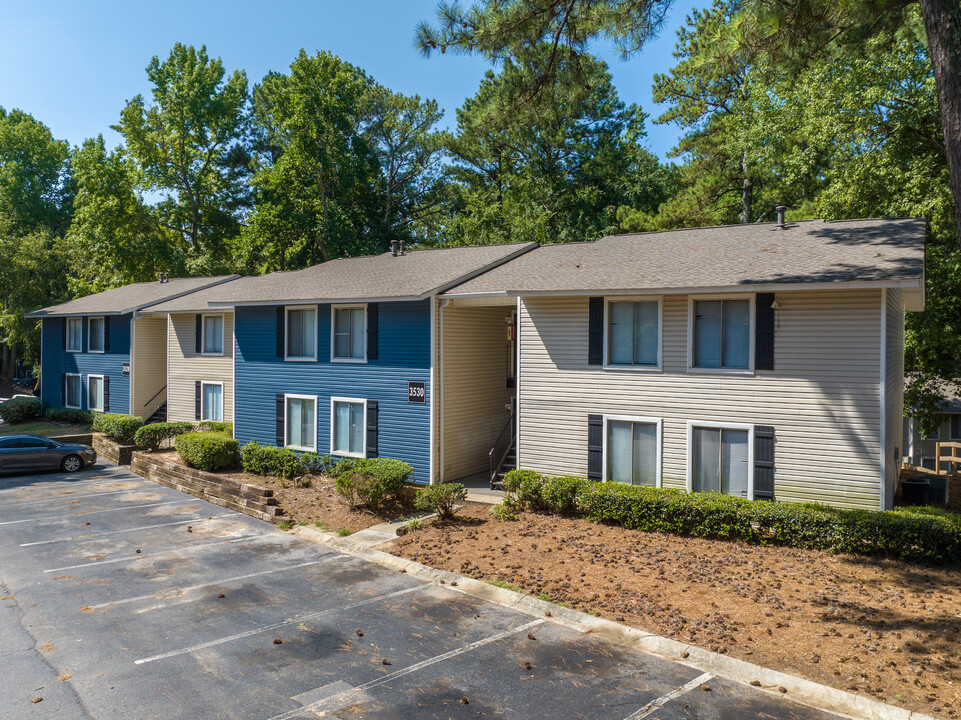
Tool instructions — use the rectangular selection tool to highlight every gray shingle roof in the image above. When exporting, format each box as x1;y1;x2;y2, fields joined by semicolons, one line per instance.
26;276;240;317
443;218;926;296
139;278;246;314
201;243;537;306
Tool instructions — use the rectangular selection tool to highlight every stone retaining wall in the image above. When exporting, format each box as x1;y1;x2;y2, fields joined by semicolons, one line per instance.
50;433;94;446
92;433;136;465
130;451;283;524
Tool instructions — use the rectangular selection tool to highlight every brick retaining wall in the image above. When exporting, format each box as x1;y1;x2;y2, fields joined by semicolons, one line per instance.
92;433;136;465
130;452;283;524
50;433;94;446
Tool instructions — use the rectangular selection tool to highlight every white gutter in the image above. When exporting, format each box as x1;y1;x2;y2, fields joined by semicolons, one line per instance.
436;298;451;484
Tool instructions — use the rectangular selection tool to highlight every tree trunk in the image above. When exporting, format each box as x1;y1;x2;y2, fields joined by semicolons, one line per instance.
740;152;753;224
918;0;961;242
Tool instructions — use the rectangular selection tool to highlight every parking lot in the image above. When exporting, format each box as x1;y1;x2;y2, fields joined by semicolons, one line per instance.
0;463;846;720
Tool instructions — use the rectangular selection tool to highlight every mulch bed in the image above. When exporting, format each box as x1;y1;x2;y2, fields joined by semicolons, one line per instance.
154;451;416;533
390;505;961;718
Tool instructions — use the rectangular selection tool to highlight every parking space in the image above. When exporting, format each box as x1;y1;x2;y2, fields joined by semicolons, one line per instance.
0;464;845;719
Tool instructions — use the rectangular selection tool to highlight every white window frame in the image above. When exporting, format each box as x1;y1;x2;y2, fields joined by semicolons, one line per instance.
200;381;224;422
87;374;105;412
284;305;318;362
66;317;83;353
687;293;755;374
602;414;662;487
64;373;82;409
201;314;225;356
603;296;662;371
284;393;318;452
330;304;368;364
330;396;367;458
686;420;755;500
88;316;105;354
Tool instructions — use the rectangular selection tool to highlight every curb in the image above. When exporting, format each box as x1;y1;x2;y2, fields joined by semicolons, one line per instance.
291;525;936;720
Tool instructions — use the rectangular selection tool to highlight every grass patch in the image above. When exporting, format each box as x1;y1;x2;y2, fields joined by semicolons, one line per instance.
275;520;294;530
487;578;521;593
337;528;352;537
0;421;90;437
314;520;330;530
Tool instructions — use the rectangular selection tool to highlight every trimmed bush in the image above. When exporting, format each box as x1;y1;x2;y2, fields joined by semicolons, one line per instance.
175;432;239;472
300;452;336;475
44;407;93;426
92;413;144;443
415;483;468;520
501;469;586;514
133;421;194;450
334;457;413;510
198;420;233;435
0;396;42;424
240;441;306;479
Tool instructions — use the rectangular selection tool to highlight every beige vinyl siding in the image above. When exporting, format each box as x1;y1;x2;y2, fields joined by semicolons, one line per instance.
884;289;905;508
131;315;167;419
441;304;514;480
167;312;234;424
518;289;884;510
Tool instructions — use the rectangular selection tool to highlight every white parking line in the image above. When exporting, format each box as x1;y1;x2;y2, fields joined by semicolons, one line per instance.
134;585;424;665
622;672;714;720
0;499;196;526
88;555;338;610
21;515;233;547
0;486;154;509
44;534;260;573
268;619;546;720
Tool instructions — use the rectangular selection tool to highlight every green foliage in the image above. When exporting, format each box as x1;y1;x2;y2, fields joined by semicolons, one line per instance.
333;457;413;510
198;420;233;435
299;452;336;475
490;495;521;521
174;432;239;471
240;441;306;479
92;413;144;443
502;469;588;515
0;396;43;424
132;421;194;450
414;483;468;520
44;407;93;426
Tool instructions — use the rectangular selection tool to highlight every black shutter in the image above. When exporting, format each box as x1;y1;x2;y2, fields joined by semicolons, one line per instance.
103;317;110;352
366;400;378;457
275;394;285;446
367;304;378;361
195;315;203;354
588;297;604;365
61;318;66;349
755;293;775;371
276;307;285;358
754;425;775;500
62;373;67;407
194;381;202;421
103;376;110;412
587;414;603;481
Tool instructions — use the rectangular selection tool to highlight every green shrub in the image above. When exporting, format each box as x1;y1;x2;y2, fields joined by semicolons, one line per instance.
133;421;194;450
501;469;588;515
0;396;43;424
43;407;93;426
174;432;239;472
240;441;306;479
490;495;521;521
334;457;413;510
415;483;468;520
198;420;233;435
300;452;336;475
92;413;144;443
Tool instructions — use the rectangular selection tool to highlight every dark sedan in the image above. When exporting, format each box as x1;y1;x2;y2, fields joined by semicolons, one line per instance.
0;435;97;473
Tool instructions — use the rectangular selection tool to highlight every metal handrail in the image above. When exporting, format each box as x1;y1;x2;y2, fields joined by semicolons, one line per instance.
489;412;515;487
145;385;167;409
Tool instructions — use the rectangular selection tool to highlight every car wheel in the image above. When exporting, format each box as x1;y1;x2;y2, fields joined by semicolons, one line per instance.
61;455;83;473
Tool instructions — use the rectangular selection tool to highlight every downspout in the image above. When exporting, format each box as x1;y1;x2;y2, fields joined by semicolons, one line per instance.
437;298;451;484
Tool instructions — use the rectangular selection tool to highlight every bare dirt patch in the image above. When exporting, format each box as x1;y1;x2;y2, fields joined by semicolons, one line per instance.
390;506;961;718
155;451;416;533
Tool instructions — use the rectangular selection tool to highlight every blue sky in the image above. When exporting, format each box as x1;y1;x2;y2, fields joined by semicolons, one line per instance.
0;0;701;160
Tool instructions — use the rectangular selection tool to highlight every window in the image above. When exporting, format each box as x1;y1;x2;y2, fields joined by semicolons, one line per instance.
286;307;317;360
607;300;659;367
285;395;316;451
332;306;366;361
66;317;82;352
88;317;105;353
202;315;224;355
88;375;105;412
951;415;961;440
331;398;365;457
605;417;660;485
692;298;751;369
65;374;81;409
691;425;751;498
202;382;223;422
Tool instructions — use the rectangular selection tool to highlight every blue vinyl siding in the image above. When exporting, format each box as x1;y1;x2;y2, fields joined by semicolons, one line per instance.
41;316;131;413
234;300;432;483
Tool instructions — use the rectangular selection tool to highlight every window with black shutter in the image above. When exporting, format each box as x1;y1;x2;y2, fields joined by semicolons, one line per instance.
755;294;775;371
276;307;285;358
587;414;603;480
275;394;285;446
103;316;110;352
366;304;379;361
366;400;378;457
194;381;202;421
754;425;775;500
588;297;604;365
195;315;203;354
102;376;110;412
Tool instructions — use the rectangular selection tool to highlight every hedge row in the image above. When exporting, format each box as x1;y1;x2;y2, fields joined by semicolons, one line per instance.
500;469;961;566
133;422;195;450
239;441;335;479
92;413;144;443
174;432;239;472
334;457;413;510
0;396;42;424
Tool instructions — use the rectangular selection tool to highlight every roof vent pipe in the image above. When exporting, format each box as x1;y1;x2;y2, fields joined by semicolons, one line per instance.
390;239;399;257
399;240;406;256
776;206;787;230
